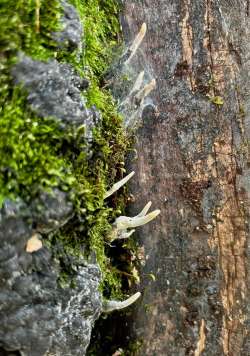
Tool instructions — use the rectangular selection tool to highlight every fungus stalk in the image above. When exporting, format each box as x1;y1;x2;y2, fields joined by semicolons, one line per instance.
114;209;160;230
119;71;145;109
109;201;160;242
130;70;145;95
135;78;156;104
125;23;147;65
104;171;135;199
103;292;141;313
105;173;160;242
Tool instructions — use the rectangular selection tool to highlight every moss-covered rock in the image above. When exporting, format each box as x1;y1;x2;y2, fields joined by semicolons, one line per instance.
0;0;131;354
0;198;102;355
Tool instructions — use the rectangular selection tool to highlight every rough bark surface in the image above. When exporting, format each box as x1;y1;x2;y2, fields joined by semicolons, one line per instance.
119;1;250;355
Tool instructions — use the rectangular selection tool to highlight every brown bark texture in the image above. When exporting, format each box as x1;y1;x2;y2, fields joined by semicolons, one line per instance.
120;1;250;355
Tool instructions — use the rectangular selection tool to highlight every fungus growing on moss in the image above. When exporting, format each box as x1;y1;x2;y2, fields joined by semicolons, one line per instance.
114;208;160;230
103;291;141;313
106;173;160;242
104;171;135;199
135;78;156;104
124;23;147;65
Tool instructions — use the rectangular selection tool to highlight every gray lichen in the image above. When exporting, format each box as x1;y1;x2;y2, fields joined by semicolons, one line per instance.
12;55;99;135
0;199;102;356
53;0;83;52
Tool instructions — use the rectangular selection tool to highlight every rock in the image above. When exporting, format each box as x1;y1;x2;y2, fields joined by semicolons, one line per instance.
12;55;100;133
50;265;102;356
0;199;102;355
53;0;83;52
31;189;74;233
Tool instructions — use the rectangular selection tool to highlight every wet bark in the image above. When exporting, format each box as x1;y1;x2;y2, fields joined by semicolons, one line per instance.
120;1;250;355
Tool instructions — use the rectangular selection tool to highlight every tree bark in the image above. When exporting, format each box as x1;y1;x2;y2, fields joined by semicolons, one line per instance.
120;1;250;355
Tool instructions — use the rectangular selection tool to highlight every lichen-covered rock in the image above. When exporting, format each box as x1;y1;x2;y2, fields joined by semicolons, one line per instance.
53;0;83;52
31;189;74;233
0;199;102;356
49;265;102;356
12;55;100;133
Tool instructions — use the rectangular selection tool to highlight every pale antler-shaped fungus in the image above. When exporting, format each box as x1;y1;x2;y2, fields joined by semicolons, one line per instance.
104;171;135;199
103;292;141;313
109;201;160;241
124;78;156;128
125;23;147;65
117;228;136;240
135;78;156;104
129;70;145;95
114;208;160;230
105;175;160;241
135;201;152;217
119;71;145;109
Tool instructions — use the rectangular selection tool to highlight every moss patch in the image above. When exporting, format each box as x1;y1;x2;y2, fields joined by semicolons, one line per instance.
0;87;74;206
0;0;61;107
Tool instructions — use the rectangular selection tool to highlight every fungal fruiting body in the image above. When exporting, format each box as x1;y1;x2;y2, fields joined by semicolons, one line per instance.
119;71;145;110
124;23;147;65
129;70;145;96
103;172;160;311
135;78;156;105
114;208;160;230
103;292;141;313
104;171;160;242
111;206;160;241
104;171;135;199
115;22;157;130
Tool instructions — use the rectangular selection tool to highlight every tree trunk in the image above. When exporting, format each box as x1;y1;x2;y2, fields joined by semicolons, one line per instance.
120;1;250;355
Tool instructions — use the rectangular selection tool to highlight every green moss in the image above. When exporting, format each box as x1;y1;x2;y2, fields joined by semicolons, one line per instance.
0;87;74;205
208;95;224;106
65;0;130;298
0;0;68;203
68;0;120;74
0;0;60;58
0;0;61;107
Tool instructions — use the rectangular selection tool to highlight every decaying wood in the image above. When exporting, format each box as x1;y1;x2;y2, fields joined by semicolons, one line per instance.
119;1;250;354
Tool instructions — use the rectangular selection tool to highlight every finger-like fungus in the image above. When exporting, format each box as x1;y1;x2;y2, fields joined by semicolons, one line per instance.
103;292;141;313
105;173;160;242
104;171;135;199
109;201;160;241
129;70;145;95
135;201;152;217
135;78;156;104
119;71;145;109
116;228;135;240
125;23;147;65
114;209;160;230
